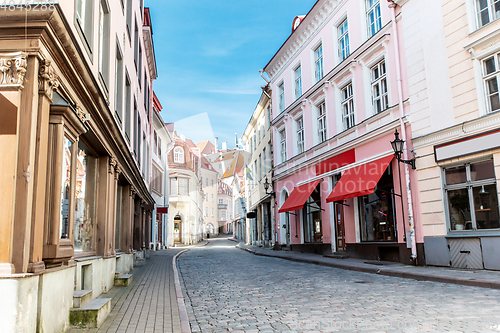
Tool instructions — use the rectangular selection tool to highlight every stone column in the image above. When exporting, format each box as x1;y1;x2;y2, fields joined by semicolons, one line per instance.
121;185;134;253
28;59;59;273
0;52;27;275
106;157;118;258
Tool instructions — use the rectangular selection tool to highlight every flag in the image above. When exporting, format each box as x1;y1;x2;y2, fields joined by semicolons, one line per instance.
245;166;253;181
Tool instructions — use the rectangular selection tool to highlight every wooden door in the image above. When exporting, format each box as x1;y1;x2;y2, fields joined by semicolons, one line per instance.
335;203;346;251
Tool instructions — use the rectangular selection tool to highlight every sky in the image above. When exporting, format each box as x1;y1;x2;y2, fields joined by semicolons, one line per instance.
146;0;318;147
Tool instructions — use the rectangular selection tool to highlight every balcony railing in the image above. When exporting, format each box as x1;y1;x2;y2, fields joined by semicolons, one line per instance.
218;204;227;210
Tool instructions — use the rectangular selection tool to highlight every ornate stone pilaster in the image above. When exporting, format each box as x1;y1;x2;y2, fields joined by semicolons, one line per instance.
129;186;137;197
0;52;27;90
38;59;59;100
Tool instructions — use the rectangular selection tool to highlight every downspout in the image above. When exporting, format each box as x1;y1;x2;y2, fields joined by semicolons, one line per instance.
389;1;417;261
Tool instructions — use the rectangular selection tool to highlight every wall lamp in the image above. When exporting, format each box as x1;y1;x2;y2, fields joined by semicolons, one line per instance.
391;129;416;170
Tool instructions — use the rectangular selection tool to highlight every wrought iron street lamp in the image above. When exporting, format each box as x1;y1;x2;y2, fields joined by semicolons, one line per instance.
263;177;276;197
391;129;416;170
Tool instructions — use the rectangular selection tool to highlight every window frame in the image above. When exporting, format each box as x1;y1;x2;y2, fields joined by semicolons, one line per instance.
366;0;382;37
443;158;500;232
475;0;500;29
317;102;327;143
174;147;185;164
482;53;500;113
280;129;287;163
341;83;355;130
296;117;305;154
294;64;302;100
371;60;388;114
278;82;285;112
338;18;350;61
314;44;324;82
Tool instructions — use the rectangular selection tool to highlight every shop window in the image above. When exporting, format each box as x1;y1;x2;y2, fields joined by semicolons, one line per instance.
74;141;97;254
303;185;323;243
444;159;499;231
358;164;397;242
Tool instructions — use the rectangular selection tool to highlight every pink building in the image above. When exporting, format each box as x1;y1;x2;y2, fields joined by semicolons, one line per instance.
265;0;423;264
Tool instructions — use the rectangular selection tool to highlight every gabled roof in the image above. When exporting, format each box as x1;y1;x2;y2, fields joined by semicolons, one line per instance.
222;152;245;179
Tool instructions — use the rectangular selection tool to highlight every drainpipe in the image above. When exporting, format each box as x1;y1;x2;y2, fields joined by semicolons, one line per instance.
389;1;417;261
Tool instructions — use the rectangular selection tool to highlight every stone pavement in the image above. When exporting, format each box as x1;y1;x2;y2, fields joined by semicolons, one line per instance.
69;249;183;333
233;239;500;290
178;237;500;333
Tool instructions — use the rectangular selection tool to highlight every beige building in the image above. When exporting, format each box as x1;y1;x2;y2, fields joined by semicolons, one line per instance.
0;1;158;331
242;90;274;247
167;132;203;245
398;0;500;269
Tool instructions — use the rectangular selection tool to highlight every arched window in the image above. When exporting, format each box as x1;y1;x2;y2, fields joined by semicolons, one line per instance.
174;147;184;163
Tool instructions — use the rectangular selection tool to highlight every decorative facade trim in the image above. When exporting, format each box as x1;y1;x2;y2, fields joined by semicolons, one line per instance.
38;59;59;100
0;52;27;89
75;105;89;124
109;157;117;174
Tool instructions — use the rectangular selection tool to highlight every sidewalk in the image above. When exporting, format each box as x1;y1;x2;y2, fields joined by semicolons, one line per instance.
69;246;196;333
230;239;500;290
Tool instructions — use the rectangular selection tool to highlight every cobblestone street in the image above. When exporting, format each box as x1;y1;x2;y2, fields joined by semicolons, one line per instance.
178;238;500;333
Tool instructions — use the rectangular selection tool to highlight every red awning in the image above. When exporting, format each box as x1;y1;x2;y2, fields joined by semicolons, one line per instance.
326;155;394;203
278;179;321;213
157;207;168;214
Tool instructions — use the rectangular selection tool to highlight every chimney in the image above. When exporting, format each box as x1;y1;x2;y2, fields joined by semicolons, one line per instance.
215;137;219;152
222;142;227;151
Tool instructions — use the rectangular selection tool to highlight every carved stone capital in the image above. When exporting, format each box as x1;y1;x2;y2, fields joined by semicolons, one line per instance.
38;59;59;100
75;105;89;124
109;157;117;174
129;186;137;197
114;164;121;180
0;52;27;90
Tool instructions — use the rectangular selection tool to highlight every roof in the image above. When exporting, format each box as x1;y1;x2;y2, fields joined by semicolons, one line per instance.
195;140;215;155
222;152;245;179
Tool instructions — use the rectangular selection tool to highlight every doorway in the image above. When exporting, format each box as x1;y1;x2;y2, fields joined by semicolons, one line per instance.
335;203;346;251
174;215;182;243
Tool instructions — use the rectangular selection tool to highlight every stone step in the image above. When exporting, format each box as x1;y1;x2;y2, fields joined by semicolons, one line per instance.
114;270;122;278
70;298;111;328
114;273;133;287
73;289;93;308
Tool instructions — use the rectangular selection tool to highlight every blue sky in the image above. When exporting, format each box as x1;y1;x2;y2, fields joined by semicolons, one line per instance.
147;0;318;147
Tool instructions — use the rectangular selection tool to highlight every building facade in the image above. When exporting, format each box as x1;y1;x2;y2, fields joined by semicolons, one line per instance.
200;152;220;237
218;181;234;234
242;91;275;247
167;132;203;246
400;0;500;269
0;1;157;331
266;0;423;263
150;93;174;249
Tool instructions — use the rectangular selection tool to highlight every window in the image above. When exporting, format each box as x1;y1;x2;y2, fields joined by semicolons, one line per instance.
134;20;139;70
211;194;214;202
152;164;162;194
205;178;209;187
294;65;302;99
359;164;397;241
74;141;97;253
179;178;189;195
170;178;178;195
338;19;350;61
258;129;261;144
444;160;499;231
211;208;214;217
262;148;266;175
318;102;327;143
314;44;324;82
280;130;287;163
279;82;285;112
158;137;161;158
341;83;355;130
303;185;322;243
371;60;388;113
268;144;272;172
367;0;382;37
221;211;227;220
137;117;141;166
98;1;110;89
174;147;185;163
267;106;272;128
124;72;131;141
206;194;208;202
296;117;304;154
76;0;93;49
115;44;124;124
153;131;158;155
476;0;500;28
139;45;143;88
482;54;500;113
126;0;132;40
219;199;223;204
212;179;214;187
205;207;209;217
258;154;262;180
